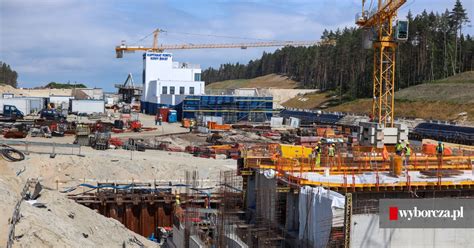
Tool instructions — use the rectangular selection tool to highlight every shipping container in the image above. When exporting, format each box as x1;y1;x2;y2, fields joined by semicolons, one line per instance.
159;108;170;122
70;100;105;114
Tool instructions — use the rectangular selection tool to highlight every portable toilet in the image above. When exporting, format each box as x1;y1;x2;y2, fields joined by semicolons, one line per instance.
168;110;177;123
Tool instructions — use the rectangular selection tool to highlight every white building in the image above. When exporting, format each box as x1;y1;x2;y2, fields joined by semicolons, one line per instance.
141;52;205;114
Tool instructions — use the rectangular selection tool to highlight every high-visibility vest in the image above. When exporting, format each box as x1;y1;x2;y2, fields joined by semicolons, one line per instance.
314;146;321;154
405;146;411;156
328;147;335;157
436;144;444;154
395;143;403;152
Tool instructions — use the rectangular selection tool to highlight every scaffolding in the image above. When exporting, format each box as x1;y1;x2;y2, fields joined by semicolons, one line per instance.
115;73;142;104
181;95;276;123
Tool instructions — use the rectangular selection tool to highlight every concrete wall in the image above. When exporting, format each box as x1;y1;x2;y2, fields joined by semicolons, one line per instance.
286;192;299;232
189;235;205;248
225;234;249;248
171;224;185;248
255;172;277;223
234;88;258;96
257;89;318;108
351;214;473;248
245;174;256;222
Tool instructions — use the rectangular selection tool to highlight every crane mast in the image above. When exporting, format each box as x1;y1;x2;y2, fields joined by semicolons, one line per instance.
356;0;407;127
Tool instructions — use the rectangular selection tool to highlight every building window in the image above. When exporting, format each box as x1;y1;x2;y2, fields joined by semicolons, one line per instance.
162;86;168;94
170;86;175;94
189;87;195;95
179;86;185;95
194;73;201;81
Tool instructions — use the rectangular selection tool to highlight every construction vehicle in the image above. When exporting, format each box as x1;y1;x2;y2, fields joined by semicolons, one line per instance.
39;108;66;122
0;105;24;122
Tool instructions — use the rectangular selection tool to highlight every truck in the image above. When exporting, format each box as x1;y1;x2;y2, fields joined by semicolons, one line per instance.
39;108;67;121
0;105;25;121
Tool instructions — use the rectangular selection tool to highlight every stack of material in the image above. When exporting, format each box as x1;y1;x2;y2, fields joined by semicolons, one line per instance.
207;121;231;131
296;136;321;146
74;125;91;146
90;132;111;150
316;127;335;137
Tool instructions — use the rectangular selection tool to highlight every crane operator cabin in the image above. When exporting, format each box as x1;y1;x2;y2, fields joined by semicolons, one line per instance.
141;51;205;114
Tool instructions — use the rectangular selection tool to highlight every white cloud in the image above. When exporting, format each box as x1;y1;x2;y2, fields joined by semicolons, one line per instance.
0;0;472;89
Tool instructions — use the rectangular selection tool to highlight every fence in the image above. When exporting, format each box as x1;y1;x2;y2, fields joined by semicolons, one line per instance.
0;140;82;156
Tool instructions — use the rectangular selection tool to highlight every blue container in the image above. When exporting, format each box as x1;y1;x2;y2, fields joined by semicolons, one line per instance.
168;110;177;123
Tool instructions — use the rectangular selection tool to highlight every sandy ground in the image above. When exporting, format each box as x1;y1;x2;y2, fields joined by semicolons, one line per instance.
259;88;318;108
9;148;236;190
0;85;72;97
0;115;236;247
0;170;157;247
0;143;236;247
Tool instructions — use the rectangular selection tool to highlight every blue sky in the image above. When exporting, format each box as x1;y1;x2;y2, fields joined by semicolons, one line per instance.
1;0;473;91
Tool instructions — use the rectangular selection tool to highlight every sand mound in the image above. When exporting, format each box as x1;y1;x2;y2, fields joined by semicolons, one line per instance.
0;84;73;97
13;188;156;247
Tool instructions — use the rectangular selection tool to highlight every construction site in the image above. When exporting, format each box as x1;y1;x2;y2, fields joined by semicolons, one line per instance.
1;0;474;248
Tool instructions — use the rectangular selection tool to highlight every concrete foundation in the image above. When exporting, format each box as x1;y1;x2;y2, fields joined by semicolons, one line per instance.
351;214;473;248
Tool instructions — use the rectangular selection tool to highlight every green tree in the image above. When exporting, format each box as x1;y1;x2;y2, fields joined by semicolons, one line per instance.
0;61;18;88
203;6;474;99
449;0;470;73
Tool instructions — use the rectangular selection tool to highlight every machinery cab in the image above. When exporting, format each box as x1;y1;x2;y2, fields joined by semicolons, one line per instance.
395;20;409;41
3;105;24;119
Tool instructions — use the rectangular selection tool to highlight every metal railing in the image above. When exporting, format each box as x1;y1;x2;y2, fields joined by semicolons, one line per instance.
0;140;83;156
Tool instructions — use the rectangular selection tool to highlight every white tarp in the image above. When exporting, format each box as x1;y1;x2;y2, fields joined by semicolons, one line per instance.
291;170;473;184
270;117;283;128
263;169;276;179
298;186;345;248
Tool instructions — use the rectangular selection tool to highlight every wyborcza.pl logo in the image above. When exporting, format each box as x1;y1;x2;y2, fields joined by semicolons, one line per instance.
388;206;464;221
379;199;473;228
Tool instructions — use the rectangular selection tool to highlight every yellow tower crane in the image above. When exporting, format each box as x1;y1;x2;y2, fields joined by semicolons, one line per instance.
115;29;334;58
356;0;407;127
